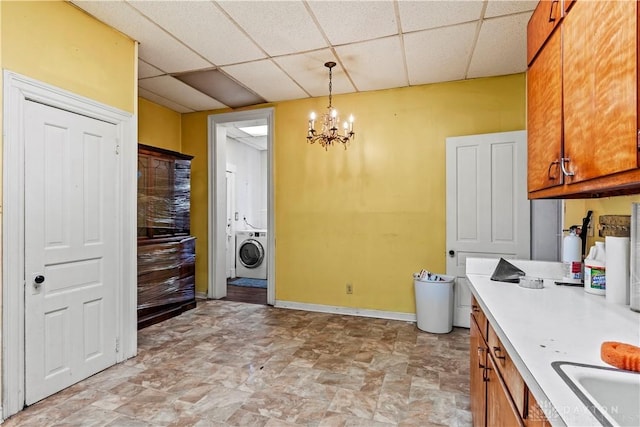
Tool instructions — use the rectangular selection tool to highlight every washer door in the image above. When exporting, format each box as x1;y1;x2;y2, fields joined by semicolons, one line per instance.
238;239;265;268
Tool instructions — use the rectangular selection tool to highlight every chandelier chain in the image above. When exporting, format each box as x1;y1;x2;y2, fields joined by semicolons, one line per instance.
328;65;332;109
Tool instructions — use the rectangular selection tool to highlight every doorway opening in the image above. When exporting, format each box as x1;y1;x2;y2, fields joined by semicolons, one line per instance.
208;108;274;305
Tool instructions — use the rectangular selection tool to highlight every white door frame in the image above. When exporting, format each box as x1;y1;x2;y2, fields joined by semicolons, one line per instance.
226;164;237;279
2;71;137;418
208;108;275;304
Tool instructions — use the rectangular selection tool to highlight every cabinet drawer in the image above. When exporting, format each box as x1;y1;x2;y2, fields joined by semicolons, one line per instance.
527;0;562;65
488;323;526;417
471;296;488;341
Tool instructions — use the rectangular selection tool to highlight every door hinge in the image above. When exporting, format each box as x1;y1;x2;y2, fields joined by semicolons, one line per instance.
115;337;120;353
637;130;640;151
115;143;120;155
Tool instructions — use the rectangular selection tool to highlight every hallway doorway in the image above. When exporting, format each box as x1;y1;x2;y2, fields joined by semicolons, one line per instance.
208;108;275;305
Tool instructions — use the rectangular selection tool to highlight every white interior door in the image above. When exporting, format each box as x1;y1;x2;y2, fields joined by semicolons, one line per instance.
24;100;118;405
225;167;236;278
446;131;530;328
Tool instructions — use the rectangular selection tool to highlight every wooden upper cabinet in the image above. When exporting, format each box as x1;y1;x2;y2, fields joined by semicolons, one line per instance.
562;0;638;184
527;0;562;65
138;144;193;239
527;28;563;192
527;0;640;198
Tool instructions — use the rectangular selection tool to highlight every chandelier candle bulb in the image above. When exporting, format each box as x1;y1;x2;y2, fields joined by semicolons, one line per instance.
309;112;315;130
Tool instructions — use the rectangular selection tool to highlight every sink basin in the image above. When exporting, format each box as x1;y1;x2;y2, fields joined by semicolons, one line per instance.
553;361;640;426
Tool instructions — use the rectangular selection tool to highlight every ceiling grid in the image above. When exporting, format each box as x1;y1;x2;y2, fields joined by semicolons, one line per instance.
71;0;537;112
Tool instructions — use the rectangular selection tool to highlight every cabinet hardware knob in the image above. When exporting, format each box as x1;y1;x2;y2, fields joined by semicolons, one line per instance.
472;305;480;313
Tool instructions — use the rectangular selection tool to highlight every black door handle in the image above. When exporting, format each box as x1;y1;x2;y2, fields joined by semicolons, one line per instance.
448;250;455;257
34;275;45;284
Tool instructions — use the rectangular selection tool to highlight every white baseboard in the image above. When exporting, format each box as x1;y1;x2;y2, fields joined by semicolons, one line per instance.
195;291;208;300
274;300;417;323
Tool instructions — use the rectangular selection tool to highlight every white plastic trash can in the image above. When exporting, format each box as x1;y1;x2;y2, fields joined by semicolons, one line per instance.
414;275;455;333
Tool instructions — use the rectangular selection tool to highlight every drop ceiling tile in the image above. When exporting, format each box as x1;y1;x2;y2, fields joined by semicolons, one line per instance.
138;87;194;114
335;37;407;92
222;60;309;102
218;1;327;57
485;0;537;18
127;0;266;66
274;50;356;97
404;22;477;85
467;13;530;79
398;0;483;32
138;59;164;79
307;1;397;45
72;0;211;73
139;75;227;111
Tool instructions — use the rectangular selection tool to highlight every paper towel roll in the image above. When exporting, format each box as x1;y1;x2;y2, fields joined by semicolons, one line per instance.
605;236;630;305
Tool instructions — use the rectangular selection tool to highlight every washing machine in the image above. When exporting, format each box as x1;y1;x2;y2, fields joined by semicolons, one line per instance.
236;230;268;279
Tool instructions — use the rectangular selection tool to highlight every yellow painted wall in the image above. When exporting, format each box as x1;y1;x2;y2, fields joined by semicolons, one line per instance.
138;98;182;152
1;1;135;113
184;74;526;312
182;111;219;292
565;195;640;249
275;75;525;313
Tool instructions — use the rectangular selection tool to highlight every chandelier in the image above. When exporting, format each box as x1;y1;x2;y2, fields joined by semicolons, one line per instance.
307;61;355;149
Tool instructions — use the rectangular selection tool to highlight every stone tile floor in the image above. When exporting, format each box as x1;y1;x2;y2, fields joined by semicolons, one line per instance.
3;301;471;426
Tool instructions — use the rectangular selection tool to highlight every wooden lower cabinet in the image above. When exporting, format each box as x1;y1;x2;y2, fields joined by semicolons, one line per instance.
525;390;553;427
470;300;551;427
486;353;525;427
470;316;487;427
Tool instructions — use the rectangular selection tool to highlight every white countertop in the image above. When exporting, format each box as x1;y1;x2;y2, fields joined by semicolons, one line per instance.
466;258;640;427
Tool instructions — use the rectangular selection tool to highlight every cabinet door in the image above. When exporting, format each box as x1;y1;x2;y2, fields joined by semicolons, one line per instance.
149;156;175;236
563;0;637;183
527;27;563;192
486;355;525;427
470;316;487;427
527;0;562;65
